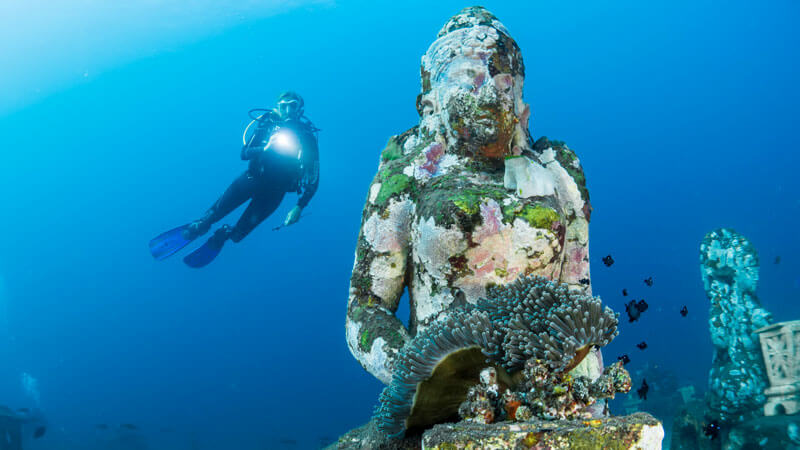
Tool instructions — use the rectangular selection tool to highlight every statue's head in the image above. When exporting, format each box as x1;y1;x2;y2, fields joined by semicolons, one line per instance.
417;7;530;160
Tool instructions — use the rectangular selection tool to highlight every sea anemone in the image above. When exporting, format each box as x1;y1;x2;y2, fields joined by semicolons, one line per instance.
479;276;619;372
374;308;504;437
374;275;620;438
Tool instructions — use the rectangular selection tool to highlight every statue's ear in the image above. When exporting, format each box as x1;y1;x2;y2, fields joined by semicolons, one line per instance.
416;92;436;118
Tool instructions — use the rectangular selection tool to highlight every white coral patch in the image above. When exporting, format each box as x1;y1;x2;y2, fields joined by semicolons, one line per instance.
362;199;412;253
368;183;381;204
370;253;405;301
540;147;585;217
413;217;466;279
416;290;455;327
436;154;460;175
403;135;418;152
632;423;665;449
346;318;392;385
504;156;555;198
510;218;556;266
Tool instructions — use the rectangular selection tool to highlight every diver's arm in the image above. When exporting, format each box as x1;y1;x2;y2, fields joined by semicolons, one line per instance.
241;123;271;160
345;172;414;385
297;136;319;208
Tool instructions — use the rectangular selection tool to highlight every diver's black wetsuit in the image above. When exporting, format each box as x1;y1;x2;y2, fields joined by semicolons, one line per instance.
193;112;319;242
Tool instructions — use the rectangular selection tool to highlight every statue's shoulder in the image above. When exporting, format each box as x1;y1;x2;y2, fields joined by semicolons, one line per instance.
367;126;424;209
532;136;589;206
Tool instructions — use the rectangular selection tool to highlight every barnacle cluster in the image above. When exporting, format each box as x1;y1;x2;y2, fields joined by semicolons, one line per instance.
459;360;631;424
374;275;622;438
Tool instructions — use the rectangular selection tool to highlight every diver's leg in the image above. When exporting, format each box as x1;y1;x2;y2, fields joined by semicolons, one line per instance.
229;186;286;243
187;171;255;238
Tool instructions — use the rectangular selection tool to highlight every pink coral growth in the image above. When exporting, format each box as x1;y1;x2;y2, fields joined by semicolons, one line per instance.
420;143;445;175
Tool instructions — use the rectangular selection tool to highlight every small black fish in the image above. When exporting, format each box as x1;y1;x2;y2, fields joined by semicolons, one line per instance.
703;420;721;440
622;289;628;296
636;341;647;350
644;276;653;287
120;424;138;430
16;408;29;413
95;424;109;430
602;255;614;267
637;378;649;400
680;305;688;317
617;354;631;365
775;256;781;264
579;278;590;286
33;426;46;439
625;299;649;322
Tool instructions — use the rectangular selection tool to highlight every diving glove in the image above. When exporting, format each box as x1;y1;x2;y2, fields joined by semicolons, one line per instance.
284;205;303;227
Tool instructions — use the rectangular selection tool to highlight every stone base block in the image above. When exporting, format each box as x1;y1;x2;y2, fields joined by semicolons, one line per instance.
422;412;664;449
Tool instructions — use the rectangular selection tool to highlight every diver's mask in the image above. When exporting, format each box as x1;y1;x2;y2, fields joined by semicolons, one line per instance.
265;128;302;159
277;99;302;120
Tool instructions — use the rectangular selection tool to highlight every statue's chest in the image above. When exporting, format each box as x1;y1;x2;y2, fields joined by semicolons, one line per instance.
410;178;566;300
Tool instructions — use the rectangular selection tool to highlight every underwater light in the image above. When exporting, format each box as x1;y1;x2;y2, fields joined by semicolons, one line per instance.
266;129;301;158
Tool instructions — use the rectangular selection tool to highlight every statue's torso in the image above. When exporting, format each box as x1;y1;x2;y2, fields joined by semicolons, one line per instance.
406;166;568;334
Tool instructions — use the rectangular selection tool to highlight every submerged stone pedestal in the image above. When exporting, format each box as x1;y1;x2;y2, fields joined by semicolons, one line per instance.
756;320;800;416
422;413;664;449
333;414;664;449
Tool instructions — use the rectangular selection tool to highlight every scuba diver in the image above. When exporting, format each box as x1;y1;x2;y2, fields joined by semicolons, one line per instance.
149;91;320;267
0;406;46;450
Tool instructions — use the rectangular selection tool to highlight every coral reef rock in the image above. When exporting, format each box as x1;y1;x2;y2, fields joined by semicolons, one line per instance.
423;412;664;450
373;275;621;438
700;228;772;423
346;5;596;387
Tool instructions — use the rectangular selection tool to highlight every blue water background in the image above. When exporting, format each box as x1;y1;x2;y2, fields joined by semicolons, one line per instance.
0;0;798;448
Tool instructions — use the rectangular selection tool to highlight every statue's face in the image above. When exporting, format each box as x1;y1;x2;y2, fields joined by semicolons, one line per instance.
419;25;528;159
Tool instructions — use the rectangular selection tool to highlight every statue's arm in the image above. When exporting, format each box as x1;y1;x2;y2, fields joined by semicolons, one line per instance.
345;170;414;385
560;212;591;295
541;140;591;295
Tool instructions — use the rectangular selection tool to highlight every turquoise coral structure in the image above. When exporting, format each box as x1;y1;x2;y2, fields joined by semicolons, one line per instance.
700;228;772;423
373;275;621;438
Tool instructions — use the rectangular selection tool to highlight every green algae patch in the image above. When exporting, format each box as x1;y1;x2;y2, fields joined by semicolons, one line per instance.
360;329;372;351
447;186;511;217
452;198;481;215
375;174;412;206
380;137;404;162
349;303;407;353
519;205;559;229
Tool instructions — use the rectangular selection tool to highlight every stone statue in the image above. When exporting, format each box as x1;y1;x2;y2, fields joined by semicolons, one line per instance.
346;6;593;385
700;228;772;422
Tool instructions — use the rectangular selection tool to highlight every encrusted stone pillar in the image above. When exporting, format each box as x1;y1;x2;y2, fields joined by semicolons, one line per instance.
699;228;772;422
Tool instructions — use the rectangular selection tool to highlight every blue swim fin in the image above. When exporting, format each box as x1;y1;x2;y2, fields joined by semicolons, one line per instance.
183;232;226;268
149;225;194;260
